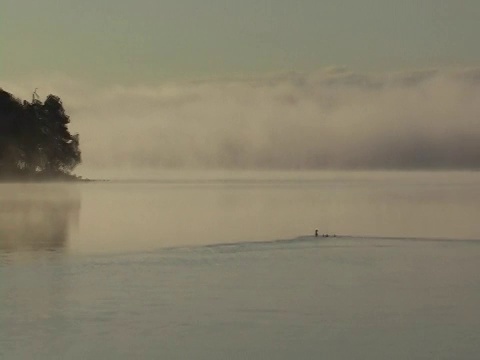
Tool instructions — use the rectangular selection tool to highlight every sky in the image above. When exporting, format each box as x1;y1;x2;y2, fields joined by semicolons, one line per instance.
1;0;480;172
2;0;480;83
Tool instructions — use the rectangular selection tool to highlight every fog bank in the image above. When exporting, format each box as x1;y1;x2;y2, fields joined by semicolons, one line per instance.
4;68;480;172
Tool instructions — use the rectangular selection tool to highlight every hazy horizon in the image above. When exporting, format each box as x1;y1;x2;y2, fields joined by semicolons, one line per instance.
2;1;480;174
2;67;480;175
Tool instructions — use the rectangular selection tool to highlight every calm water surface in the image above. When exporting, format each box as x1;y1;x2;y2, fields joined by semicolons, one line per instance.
1;171;480;359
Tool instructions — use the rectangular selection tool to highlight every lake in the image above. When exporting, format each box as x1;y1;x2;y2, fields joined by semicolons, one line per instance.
1;171;480;359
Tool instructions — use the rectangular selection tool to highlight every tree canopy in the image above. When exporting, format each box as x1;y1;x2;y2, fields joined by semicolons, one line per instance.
0;88;81;180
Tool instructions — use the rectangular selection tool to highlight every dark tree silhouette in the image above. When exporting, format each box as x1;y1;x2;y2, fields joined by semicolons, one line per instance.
0;88;81;180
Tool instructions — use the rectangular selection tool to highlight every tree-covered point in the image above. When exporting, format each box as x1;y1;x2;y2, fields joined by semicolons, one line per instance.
0;88;81;180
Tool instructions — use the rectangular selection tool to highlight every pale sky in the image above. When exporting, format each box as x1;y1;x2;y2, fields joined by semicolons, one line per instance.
2;0;480;84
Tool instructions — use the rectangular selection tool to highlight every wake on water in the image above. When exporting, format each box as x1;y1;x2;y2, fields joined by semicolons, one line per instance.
163;234;480;255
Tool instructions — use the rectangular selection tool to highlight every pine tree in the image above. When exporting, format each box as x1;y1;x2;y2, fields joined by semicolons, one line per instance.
0;88;81;179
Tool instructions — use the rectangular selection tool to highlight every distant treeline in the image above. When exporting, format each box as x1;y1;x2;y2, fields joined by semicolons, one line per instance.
0;88;81;180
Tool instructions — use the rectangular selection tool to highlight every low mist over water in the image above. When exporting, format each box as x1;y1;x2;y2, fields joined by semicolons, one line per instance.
4;68;480;175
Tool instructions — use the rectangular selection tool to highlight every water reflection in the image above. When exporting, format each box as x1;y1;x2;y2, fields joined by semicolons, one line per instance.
0;185;80;252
